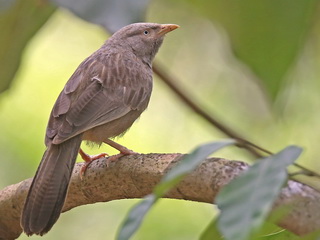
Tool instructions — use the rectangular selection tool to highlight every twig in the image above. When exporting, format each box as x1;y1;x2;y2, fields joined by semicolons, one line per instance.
153;61;320;178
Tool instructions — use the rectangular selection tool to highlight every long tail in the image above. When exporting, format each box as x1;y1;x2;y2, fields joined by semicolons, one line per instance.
21;135;82;236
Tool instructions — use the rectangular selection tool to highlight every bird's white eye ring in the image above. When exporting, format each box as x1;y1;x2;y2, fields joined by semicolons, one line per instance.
144;30;149;35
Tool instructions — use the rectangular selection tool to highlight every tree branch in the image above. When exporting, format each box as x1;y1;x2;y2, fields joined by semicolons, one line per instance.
1;153;319;239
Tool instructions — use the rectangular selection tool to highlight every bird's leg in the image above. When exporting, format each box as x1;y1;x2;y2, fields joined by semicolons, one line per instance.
103;138;137;164
79;148;108;178
79;139;136;178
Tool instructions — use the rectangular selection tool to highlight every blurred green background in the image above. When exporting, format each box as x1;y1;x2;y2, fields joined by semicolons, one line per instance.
1;0;320;239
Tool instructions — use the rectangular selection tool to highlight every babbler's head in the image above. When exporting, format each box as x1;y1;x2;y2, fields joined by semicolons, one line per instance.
108;23;179;64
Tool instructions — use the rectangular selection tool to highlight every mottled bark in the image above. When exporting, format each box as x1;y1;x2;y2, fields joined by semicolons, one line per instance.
0;153;319;239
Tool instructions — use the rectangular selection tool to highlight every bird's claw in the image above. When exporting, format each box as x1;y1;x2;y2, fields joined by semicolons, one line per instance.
79;152;108;179
106;150;137;167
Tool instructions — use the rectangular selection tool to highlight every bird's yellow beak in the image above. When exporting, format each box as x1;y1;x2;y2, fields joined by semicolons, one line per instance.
157;24;180;36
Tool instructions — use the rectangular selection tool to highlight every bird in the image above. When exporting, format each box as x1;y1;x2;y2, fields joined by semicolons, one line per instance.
20;22;179;236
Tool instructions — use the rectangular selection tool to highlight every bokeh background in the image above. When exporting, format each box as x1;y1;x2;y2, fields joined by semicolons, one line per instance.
1;0;320;239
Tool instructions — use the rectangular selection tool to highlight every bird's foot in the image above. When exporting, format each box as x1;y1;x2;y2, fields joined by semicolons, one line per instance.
79;148;108;179
106;149;137;166
103;139;138;166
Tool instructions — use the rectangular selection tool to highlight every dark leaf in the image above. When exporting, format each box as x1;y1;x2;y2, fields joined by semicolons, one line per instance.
49;0;151;33
188;0;319;101
0;0;56;93
217;146;302;240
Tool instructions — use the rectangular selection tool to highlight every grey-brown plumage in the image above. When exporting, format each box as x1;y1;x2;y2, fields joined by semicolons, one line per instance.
21;22;179;236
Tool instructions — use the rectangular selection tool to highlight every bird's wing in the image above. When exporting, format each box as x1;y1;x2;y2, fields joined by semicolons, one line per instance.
45;51;152;145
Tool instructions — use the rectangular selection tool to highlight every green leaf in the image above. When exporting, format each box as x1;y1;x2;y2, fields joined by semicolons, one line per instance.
50;0;151;33
200;219;223;240
189;0;319;101
260;230;301;240
117;139;236;240
302;230;320;240
217;146;302;240
117;195;156;240
255;221;294;240
0;0;56;93
154;139;236;196
258;224;320;240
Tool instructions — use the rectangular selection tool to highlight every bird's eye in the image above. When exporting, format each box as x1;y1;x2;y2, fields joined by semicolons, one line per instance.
144;30;149;35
